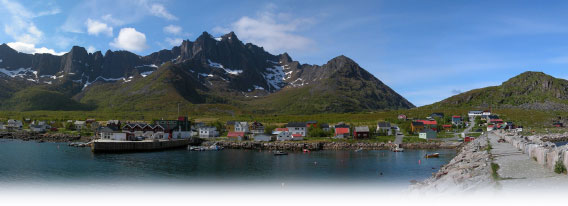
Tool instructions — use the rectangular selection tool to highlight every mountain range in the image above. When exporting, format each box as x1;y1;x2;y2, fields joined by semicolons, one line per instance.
0;31;415;114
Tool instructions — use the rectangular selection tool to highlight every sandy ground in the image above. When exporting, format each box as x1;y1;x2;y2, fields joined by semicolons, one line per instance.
489;132;568;192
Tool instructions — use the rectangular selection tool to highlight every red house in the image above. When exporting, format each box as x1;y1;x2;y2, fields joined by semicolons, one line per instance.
227;132;246;141
335;127;350;138
415;120;438;131
353;126;370;139
442;124;452;132
306;121;318;128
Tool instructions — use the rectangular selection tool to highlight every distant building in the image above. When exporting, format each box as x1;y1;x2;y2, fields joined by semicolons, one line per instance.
468;111;483;118
234;122;249;133
306;121;318;128
199;126;219;138
123;123;166;140
487;124;494;131
320;123;330;132
225;121;236;132
334;123;350;138
354;126;370;139
419;129;437;140
74;121;86;130
451;116;462;125
253;134;273;142
286;122;307;137
414;120;437;131
272;128;289;135
250;121;264;134
442;124;452;132
411;121;424;133
98;126;127;141
277;131;292;141
376;122;392;135
398;114;407;120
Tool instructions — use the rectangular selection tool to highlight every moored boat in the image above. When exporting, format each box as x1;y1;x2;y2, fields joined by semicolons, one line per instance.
392;147;404;152
424;153;440;158
274;151;288;156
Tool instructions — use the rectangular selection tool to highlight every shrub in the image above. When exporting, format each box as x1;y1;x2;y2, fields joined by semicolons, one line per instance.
554;160;567;174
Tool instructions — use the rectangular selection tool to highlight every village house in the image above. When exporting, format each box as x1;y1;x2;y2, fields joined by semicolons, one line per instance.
272;128;289;135
306;120;318;128
74;121;86;131
320;123;330;132
419;129;437;140
451;116;462;125
487;124;495;131
98;126;127;141
411;121;424;134
0;122;5;130
225;121;236;132
227;131;246;141
490;119;504;124
376;122;392;135
30;121;50;133
291;134;304;141
234;122;249;133
398;114;407;120
155;116;192;138
253;134;273;142
468;111;483;118
122;123;166;140
286;122;307;137
6;119;23;130
277;131;292;141
415;120;437;131
334;123;350;138
354;126;370;139
106;120;121;131
199;126;219;139
250;121;264;134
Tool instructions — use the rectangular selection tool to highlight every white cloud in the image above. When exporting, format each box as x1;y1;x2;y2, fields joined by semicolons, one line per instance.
87;46;97;53
149;4;177;20
165;38;183;46
163;25;182;35
110;28;148;52
213;7;315;53
0;0;47;44
86;19;113;37
7;42;65;56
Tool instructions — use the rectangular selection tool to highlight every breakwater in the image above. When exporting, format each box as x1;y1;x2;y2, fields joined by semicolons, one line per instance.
411;134;494;192
0;131;82;142
203;141;461;151
91;139;195;153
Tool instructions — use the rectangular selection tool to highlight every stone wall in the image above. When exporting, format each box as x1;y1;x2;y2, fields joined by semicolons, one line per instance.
499;132;568;174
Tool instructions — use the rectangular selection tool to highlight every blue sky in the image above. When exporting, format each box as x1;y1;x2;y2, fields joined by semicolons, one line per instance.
1;0;568;106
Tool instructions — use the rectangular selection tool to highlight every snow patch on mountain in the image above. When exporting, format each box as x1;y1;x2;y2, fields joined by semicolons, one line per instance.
140;71;153;77
0;67;35;78
207;59;243;75
263;65;286;91
253;85;265;90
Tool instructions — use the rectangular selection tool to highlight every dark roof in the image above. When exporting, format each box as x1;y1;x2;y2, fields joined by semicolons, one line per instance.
306;120;317;124
287;122;307;127
354;126;369;132
335;123;350;128
320;123;329;128
430;113;444;117
226;121;235;125
412;121;424;126
377;122;391;128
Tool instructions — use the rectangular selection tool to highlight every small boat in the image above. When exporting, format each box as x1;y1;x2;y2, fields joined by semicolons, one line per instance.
424;153;440;158
302;149;310;153
274;151;288;156
392;147;404;152
355;148;363;152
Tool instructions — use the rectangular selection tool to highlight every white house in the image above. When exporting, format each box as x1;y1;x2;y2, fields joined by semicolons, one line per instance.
99;127;127;141
286;122;307;137
6;119;23;130
74;121;86;130
377;122;392;135
468;111;483;118
277;131;292;141
234;122;249;133
199;126;219;139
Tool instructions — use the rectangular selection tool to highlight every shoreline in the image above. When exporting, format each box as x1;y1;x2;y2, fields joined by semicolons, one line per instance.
203;140;462;151
0;131;85;143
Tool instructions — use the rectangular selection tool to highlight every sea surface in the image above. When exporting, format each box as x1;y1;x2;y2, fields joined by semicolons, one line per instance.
0;139;456;186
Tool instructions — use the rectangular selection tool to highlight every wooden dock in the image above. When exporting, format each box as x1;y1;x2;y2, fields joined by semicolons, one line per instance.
91;139;190;153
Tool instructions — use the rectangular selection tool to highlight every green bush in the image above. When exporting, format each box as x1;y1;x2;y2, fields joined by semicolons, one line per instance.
554;160;567;174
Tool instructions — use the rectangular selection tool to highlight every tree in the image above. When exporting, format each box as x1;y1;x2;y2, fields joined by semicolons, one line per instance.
264;124;277;135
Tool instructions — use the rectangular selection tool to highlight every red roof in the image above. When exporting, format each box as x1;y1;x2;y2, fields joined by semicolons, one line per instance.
442;124;452;128
227;132;245;137
275;128;289;132
488;125;494;128
452;116;461;118
335;128;349;135
416;120;437;125
292;134;303;137
491;119;503;122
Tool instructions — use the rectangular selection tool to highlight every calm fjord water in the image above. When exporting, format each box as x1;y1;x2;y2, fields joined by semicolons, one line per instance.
0;140;455;185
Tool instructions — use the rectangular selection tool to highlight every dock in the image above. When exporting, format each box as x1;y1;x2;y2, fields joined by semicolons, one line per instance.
91;139;191;153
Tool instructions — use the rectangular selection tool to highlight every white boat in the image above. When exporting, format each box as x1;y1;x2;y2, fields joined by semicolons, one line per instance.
355;148;363;152
392;147;404;152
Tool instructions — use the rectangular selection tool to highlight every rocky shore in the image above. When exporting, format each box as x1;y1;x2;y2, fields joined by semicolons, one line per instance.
203;140;461;151
0;131;84;142
411;134;494;192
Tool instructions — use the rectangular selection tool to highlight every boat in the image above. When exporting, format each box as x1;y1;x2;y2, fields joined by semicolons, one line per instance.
392;147;404;152
424;153;440;158
302;149;310;153
274;151;288;156
355;148;363;152
187;144;224;151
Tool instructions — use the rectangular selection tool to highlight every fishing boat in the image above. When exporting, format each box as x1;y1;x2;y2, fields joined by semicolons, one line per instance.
392;147;404;152
274;151;288;156
424;153;440;158
302;149;310;153
355;148;363;152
